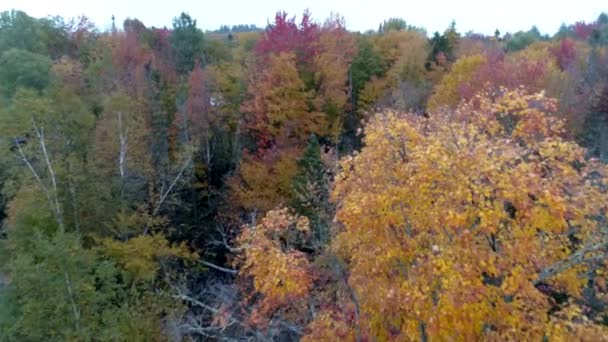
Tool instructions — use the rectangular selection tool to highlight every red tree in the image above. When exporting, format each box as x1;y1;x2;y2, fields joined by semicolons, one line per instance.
255;11;320;68
551;38;576;71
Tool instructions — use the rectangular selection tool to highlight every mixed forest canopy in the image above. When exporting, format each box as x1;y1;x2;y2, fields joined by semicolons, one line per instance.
0;7;608;341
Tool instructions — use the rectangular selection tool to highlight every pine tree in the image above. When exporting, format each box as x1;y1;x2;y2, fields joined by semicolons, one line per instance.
290;135;331;248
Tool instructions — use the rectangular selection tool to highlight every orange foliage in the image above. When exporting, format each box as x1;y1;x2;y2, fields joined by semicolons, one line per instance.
243;52;325;150
236;208;313;326
324;88;608;340
313;15;357;142
228;149;301;212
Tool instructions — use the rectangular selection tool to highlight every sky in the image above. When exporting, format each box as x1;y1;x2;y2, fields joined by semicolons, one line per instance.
2;0;606;35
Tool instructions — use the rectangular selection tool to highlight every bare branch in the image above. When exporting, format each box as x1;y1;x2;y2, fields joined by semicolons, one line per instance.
199;260;238;275
32;120;65;232
14;138;50;196
64;271;81;330
117;111;128;179
534;240;607;285
153;155;192;216
144;154;193;234
209;225;245;252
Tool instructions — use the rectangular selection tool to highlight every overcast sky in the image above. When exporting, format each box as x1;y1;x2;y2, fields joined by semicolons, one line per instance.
2;0;606;35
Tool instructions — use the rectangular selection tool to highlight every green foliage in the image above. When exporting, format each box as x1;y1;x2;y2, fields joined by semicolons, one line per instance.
506;26;543;51
0;10;72;59
0;48;52;97
350;36;386;102
290;135;332;248
0;230;168;341
0;10;47;54
171;12;205;74
97;233;196;282
378;18;426;35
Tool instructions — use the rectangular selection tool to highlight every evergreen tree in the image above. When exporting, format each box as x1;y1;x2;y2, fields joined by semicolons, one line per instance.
290;135;331;249
171;12;205;74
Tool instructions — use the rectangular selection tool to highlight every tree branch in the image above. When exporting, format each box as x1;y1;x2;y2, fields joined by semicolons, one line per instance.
64;271;81;330
533;240;607;286
199;260;237;275
33;119;65;232
144;154;192;234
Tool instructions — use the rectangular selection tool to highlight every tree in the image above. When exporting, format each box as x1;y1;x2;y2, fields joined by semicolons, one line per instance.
427;22;460;68
235;208;313;336
93;91;152;219
0;226;191;340
580;84;608;161
171;12;205;74
506;26;543;52
350;35;386;107
0;10;45;53
377;18;424;34
229;149;300;212
427;53;486;110
326;88;608;340
255;11;320;72
313;15;357;142
243;52;324;150
290;135;332;248
358;30;429;114
0;48;52;97
551;38;577;71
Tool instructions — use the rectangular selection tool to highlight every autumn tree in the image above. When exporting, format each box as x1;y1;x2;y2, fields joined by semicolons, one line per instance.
255;11;320;72
428;43;571;113
235;208;313;338
323;88;608;340
312;15;356;142
357;30;429;114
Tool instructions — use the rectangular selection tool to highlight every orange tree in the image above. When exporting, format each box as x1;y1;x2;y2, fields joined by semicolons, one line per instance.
234;88;608;340
328;88;608;340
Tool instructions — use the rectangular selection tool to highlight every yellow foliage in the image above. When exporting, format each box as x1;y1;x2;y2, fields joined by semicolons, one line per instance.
228;149;301;212
98;233;196;282
427;54;487;111
328;88;608;340
243;52;326;147
358;31;429;114
236;208;312;323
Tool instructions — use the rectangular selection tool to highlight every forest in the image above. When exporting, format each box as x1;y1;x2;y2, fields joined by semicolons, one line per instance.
0;8;608;341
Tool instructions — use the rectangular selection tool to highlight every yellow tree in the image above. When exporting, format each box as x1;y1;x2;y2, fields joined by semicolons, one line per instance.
358;30;429;114
313;15;356;142
228;149;300;212
324;88;608;340
427;53;487;111
231;52;325;213
243;51;325;150
235;208;313;332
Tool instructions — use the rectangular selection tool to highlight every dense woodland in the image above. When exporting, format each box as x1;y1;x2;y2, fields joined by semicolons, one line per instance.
0;8;608;341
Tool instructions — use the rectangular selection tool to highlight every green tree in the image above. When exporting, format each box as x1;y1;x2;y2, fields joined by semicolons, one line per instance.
0;48;52;97
0;10;46;54
0;227;183;340
506;26;543;52
290;135;332;248
171;12;205;74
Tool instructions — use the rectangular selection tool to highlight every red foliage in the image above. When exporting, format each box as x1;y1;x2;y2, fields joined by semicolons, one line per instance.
573;21;597;40
111;31;152;96
551;38;577;71
255;11;320;68
183;63;212;137
149;28;178;85
458;52;549;102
